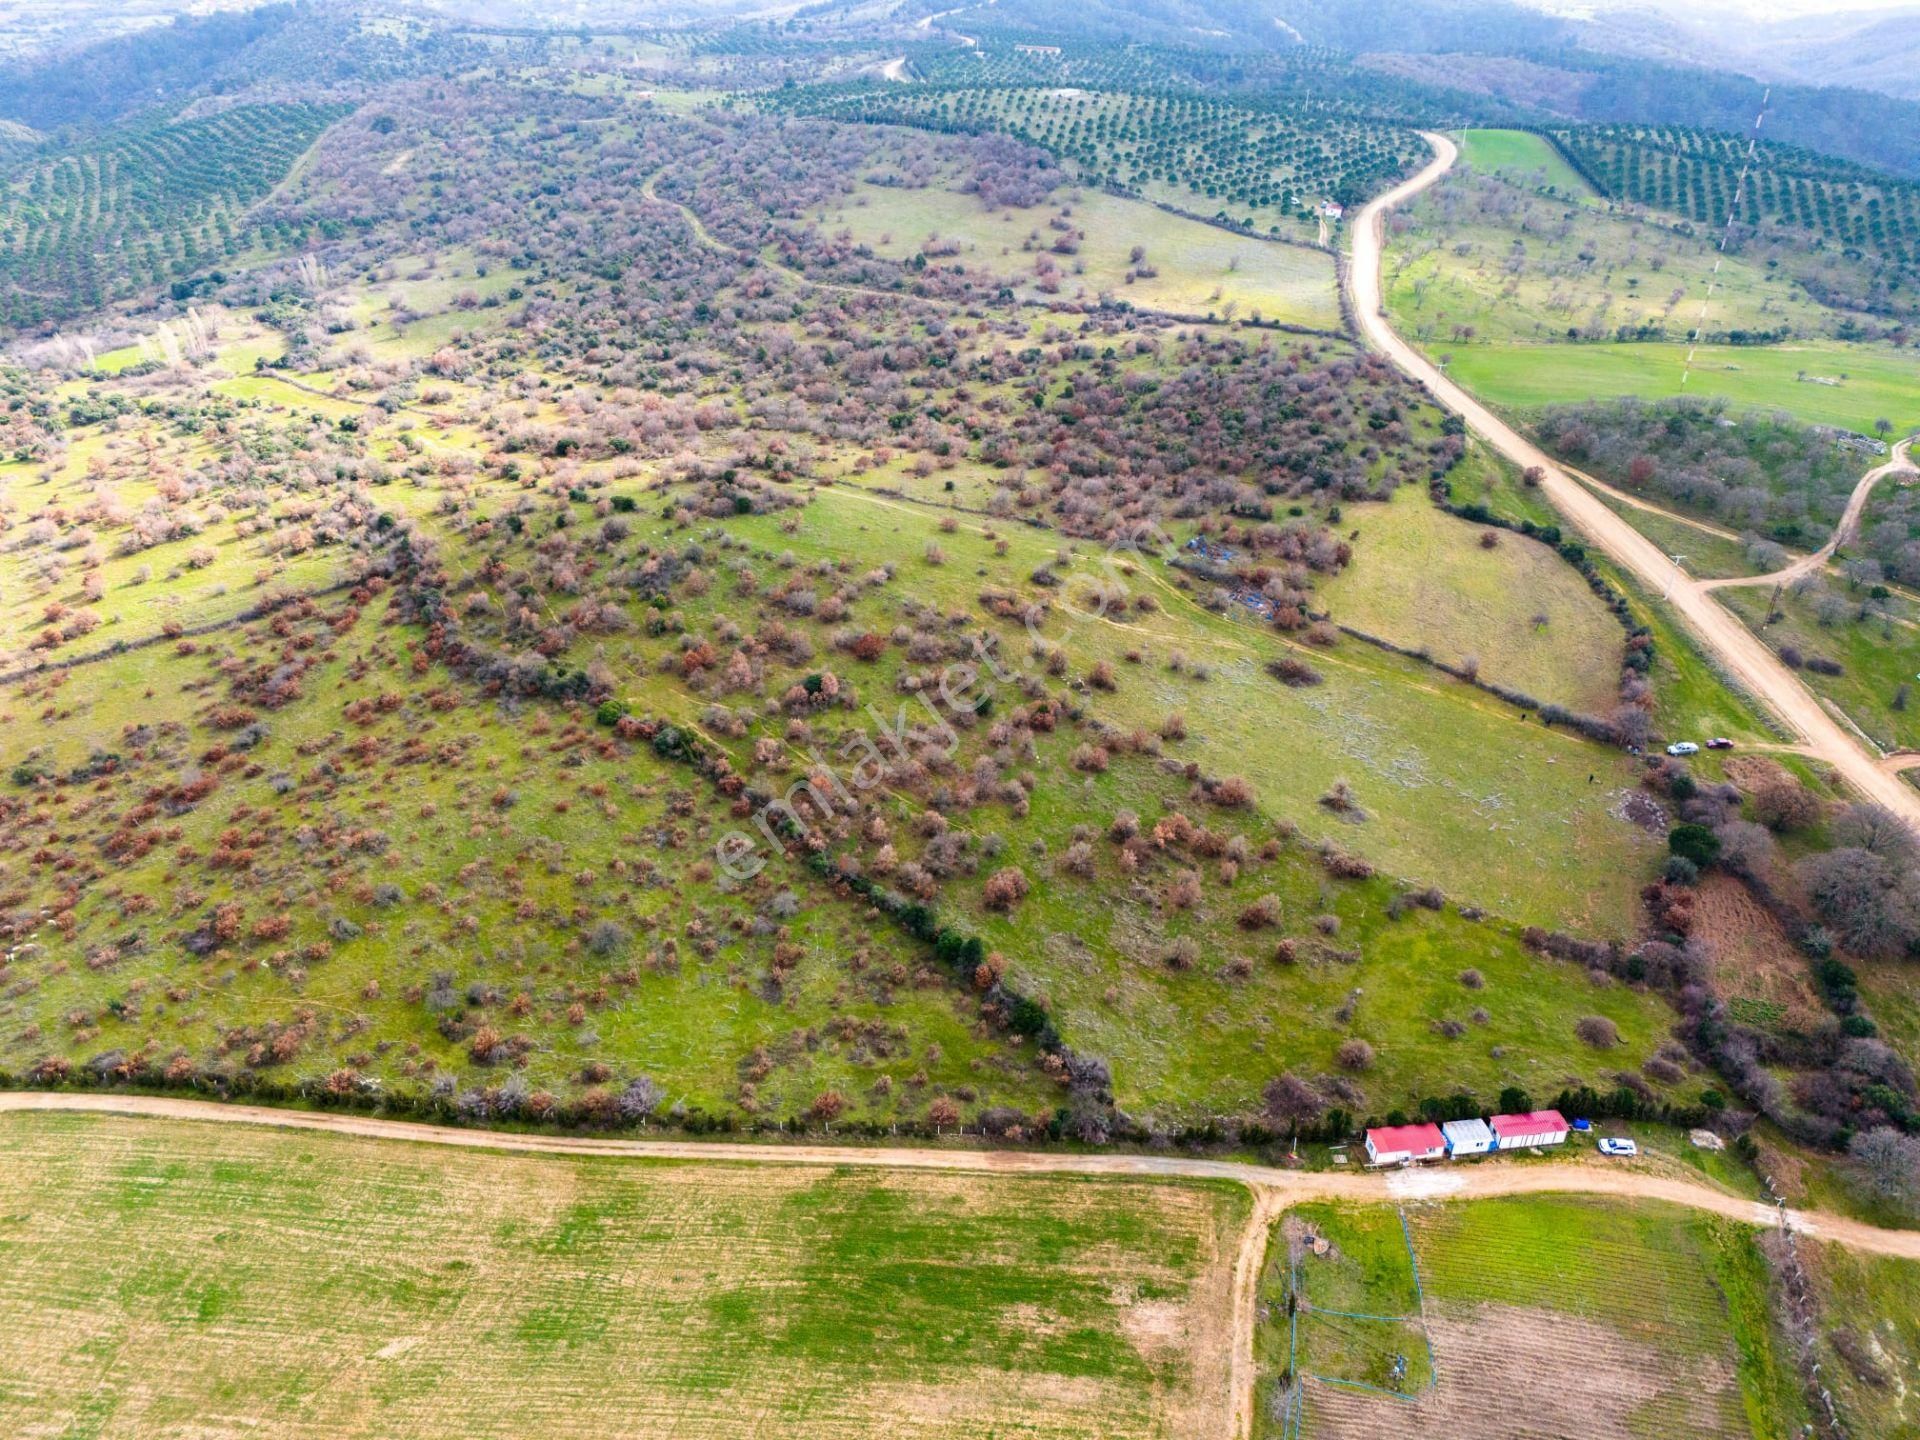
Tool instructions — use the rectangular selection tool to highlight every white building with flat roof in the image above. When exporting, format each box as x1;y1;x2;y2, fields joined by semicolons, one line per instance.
1442;1117;1493;1156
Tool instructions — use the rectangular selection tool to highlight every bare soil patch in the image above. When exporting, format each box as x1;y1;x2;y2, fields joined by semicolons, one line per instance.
1692;872;1826;1035
1303;1304;1743;1439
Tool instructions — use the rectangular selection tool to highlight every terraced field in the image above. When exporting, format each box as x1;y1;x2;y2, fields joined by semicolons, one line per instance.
0;102;344;326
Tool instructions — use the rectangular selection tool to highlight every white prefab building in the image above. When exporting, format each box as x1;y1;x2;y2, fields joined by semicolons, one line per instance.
1489;1110;1570;1150
1441;1118;1493;1157
1364;1122;1446;1166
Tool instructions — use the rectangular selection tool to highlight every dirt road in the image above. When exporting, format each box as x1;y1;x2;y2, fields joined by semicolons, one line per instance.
1701;436;1915;593
8;1092;1920;1440
1350;133;1920;829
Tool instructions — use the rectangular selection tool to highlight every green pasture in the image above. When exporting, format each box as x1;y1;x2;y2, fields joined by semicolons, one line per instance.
1442;343;1918;438
1456;129;1596;200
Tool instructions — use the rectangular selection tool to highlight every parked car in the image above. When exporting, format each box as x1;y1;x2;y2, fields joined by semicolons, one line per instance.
1706;737;1734;750
1597;1138;1638;1157
1666;741;1700;756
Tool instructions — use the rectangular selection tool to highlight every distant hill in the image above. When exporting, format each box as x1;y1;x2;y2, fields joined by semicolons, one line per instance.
0;2;492;134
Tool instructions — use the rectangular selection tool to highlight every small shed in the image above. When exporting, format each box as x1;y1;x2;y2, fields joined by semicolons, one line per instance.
1489;1110;1570;1150
1442;1117;1493;1157
1364;1122;1446;1166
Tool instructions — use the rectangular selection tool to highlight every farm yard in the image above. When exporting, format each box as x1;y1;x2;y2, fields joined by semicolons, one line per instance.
0;1109;1249;1440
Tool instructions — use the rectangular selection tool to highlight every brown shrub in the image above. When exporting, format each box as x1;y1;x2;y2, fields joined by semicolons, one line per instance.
1576;1015;1621;1049
982;866;1030;912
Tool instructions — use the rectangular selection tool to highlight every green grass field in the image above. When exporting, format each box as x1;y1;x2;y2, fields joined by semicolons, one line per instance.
1457;129;1596;200
1803;1240;1920;1436
0;1111;1246;1440
1442;342;1918;437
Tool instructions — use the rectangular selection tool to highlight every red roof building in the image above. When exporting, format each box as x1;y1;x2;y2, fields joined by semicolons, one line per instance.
1488;1110;1570;1149
1364;1122;1446;1166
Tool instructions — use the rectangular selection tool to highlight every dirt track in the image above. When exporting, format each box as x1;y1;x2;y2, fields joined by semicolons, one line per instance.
1350;134;1920;830
1700;436;1915;593
7;1092;1920;1439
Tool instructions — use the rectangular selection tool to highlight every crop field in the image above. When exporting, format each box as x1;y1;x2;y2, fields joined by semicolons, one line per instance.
814;175;1341;329
1260;1195;1807;1440
1315;484;1625;713
0;1109;1247;1439
1254;1201;1433;1433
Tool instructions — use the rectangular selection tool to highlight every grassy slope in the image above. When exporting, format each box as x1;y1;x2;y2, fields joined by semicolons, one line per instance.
0;1110;1246;1440
737;484;1660;932
1317;482;1626;713
1803;1239;1920;1437
1717;582;1920;753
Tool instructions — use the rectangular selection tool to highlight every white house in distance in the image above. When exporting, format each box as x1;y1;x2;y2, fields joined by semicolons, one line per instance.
1364;1121;1446;1166
1442;1117;1494;1157
1489;1110;1570;1150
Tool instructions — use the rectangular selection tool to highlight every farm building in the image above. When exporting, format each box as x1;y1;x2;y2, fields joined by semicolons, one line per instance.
1489;1110;1570;1149
1441;1118;1493;1156
1364;1122;1446;1166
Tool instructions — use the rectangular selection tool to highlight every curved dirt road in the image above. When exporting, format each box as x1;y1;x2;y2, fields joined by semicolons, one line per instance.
1700;436;1915;593
1351;133;1920;829
8;1092;1920;1440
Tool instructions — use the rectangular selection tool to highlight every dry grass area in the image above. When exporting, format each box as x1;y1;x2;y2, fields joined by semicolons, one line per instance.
0;1111;1246;1440
1691;873;1828;1037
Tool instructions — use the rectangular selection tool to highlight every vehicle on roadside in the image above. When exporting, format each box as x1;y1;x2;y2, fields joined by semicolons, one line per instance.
1666;741;1699;756
1706;737;1734;750
1598;1138;1638;1157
